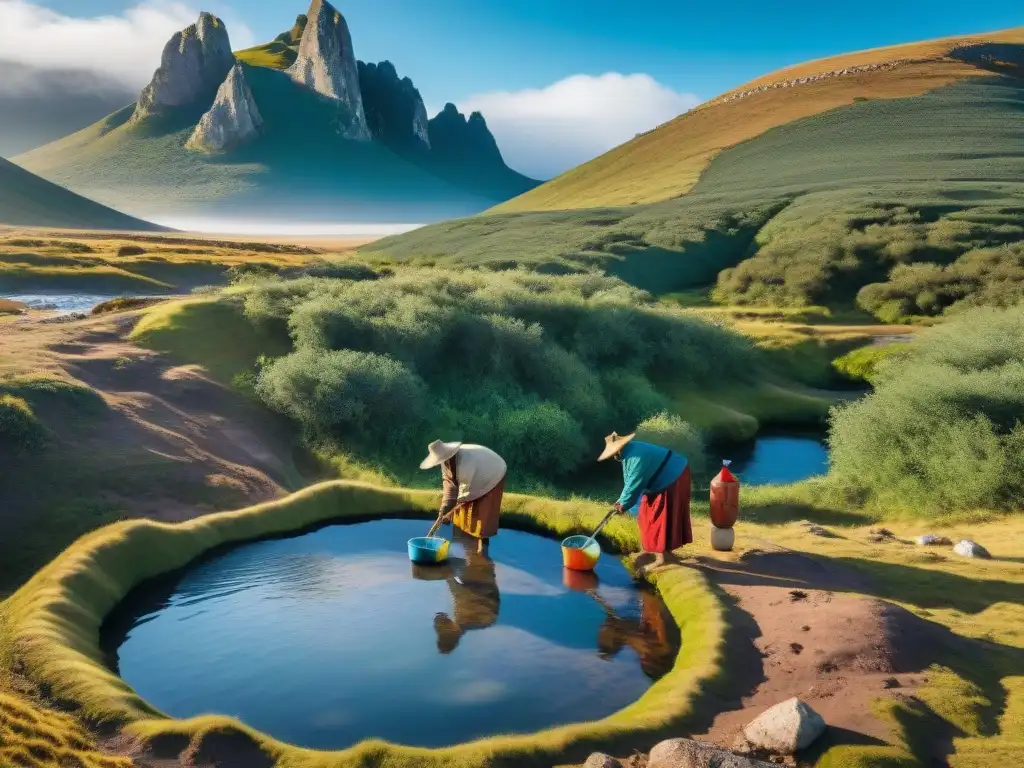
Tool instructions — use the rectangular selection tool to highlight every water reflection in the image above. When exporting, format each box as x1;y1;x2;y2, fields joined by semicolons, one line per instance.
415;530;675;677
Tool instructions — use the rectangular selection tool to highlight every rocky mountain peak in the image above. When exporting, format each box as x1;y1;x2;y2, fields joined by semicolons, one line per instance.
287;0;371;141
428;103;506;167
186;63;263;153
132;12;235;122
358;60;431;151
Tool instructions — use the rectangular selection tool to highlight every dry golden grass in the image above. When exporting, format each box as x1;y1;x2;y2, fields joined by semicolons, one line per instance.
494;27;1024;213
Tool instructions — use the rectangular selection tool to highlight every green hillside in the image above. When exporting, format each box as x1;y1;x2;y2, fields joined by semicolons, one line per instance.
14;63;534;224
0;156;160;231
363;51;1024;321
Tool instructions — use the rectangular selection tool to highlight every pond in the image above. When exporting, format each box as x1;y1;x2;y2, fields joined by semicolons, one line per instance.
102;519;679;751
1;293;151;315
713;434;829;486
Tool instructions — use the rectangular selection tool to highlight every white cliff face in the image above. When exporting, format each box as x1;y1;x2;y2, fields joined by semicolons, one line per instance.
186;63;263;153
133;12;235;121
412;95;431;149
287;0;371;141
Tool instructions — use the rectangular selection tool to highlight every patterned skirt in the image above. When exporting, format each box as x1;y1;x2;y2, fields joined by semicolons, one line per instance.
451;475;505;540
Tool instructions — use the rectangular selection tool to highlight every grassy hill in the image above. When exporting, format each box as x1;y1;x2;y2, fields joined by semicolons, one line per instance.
364;30;1024;320
493;27;1024;213
14;60;535;224
0;157;160;231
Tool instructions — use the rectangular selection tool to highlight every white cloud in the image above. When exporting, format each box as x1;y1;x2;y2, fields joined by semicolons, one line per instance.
0;1;255;92
455;73;700;180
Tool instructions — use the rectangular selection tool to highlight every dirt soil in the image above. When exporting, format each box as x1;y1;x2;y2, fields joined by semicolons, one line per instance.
607;547;972;768
0;307;297;595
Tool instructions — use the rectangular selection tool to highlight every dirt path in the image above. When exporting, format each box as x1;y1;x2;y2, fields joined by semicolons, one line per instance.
1;308;297;593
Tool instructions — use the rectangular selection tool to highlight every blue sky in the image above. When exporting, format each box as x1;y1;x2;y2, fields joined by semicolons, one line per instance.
34;0;1022;101
4;0;1022;176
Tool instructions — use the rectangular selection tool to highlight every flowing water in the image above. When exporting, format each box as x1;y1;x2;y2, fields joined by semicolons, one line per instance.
103;519;679;750
2;293;154;315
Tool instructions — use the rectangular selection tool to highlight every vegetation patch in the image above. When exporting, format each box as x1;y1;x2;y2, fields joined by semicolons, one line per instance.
0;481;725;768
829;305;1024;516
0;393;47;452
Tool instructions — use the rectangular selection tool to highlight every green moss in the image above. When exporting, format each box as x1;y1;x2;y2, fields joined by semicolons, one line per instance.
0;394;47;452
832;343;911;384
0;481;726;768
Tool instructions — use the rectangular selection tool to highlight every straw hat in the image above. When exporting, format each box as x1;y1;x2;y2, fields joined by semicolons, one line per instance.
597;431;635;462
419;440;463;470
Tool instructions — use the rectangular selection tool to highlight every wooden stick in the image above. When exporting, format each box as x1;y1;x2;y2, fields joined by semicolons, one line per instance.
426;514;445;538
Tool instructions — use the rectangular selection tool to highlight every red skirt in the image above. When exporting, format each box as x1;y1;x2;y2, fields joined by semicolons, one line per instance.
638;466;693;553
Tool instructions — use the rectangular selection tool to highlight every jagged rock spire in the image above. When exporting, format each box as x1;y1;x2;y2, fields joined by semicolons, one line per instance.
287;0;371;141
186;63;263;153
132;12;235;122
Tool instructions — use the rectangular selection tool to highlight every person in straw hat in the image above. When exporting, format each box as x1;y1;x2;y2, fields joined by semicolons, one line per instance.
598;432;693;574
420;440;507;554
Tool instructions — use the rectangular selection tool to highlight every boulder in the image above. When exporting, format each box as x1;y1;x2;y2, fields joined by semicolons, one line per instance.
133;12;235;121
916;534;953;547
583;753;621;768
648;738;776;768
736;697;826;755
187;63;263;153
288;0;371;140
953;540;991;559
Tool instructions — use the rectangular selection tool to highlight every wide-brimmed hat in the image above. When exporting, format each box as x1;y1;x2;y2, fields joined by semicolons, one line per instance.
419;440;463;470
598;432;635;462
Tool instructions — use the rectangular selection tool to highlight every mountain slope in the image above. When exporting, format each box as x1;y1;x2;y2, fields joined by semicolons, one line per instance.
0;157;160;230
13;3;537;225
363;31;1024;321
492;26;1024;213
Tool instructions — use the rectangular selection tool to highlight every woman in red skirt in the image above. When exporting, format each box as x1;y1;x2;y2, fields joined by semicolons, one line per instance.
598;431;693;575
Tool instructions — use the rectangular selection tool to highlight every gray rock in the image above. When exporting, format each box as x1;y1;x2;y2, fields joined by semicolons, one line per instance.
583;753;621;768
739;697;826;755
648;738;776;768
412;94;431;148
187;63;262;153
288;0;371;140
916;534;953;547
133;12;235;121
953;540;991;559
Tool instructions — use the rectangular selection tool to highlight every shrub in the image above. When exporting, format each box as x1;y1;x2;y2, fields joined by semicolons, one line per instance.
242;268;761;485
116;245;146;257
0;394;48;452
828;305;1024;515
831;343;911;384
255;347;428;450
634;412;706;475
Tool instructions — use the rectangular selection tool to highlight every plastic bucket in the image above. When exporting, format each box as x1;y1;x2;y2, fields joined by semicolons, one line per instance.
561;534;601;571
408;536;450;564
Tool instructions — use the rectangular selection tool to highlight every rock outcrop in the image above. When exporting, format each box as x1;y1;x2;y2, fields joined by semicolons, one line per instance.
358;60;431;150
132;12;235;122
186;63;263;153
428;103;505;167
954;539;991;558
287;0;370;140
735;697;826;756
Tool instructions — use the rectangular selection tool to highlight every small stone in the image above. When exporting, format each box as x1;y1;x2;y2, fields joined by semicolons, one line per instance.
789;590;808;602
790;643;804;655
883;678;901;689
650;738;776;768
741;697;826;755
801;625;811;632
869;527;895;538
584;753;621;768
953;540;991;559
916;534;953;546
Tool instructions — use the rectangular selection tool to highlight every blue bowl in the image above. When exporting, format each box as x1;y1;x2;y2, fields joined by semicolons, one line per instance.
408;536;450;564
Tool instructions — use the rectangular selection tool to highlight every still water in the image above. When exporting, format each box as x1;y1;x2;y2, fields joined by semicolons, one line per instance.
103;519;679;750
715;434;829;486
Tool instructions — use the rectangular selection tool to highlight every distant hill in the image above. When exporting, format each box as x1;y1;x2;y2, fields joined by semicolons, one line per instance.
364;29;1024;322
13;1;538;225
0;156;160;231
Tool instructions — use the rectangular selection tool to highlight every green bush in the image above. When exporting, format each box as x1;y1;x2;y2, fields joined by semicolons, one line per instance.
245;268;759;485
634;411;706;475
828;305;1024;515
831;343;911;384
0;394;48;452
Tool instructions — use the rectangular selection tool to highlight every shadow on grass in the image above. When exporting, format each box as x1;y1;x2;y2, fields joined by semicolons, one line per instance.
742;500;871;527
